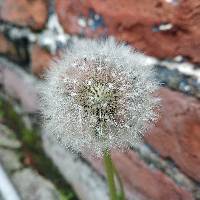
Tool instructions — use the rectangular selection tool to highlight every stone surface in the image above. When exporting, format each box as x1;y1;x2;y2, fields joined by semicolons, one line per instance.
0;149;22;173
0;163;21;200
0;124;21;149
56;0;200;63
145;88;200;182
0;0;48;30
88;151;194;200
0;192;3;200
0;124;22;173
12;168;60;200
0;58;38;112
42;133;109;200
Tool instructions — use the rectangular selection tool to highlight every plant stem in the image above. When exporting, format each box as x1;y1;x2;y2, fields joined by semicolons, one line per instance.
113;163;125;200
103;150;117;200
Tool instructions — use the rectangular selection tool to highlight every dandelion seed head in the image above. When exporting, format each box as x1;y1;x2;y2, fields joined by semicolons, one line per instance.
40;38;160;156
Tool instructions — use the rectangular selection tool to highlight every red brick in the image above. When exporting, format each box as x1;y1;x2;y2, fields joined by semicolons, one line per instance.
0;0;48;30
31;44;53;76
0;33;15;56
56;0;200;63
88;151;194;200
0;33;27;62
146;88;200;182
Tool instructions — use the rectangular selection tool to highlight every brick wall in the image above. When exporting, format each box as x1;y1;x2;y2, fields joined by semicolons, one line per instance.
0;1;200;200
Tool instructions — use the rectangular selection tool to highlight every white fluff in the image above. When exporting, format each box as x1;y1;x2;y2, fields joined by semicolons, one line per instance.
40;38;160;156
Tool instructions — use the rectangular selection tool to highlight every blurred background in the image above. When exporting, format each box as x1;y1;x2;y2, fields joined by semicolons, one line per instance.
0;0;200;200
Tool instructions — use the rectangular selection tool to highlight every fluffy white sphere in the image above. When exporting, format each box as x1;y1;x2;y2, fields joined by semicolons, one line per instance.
40;38;159;156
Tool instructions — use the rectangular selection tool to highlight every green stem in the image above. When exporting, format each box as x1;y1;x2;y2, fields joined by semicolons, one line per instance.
112;163;125;200
103;151;117;200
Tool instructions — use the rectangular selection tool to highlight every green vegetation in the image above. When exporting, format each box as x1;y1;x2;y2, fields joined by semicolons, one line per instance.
0;94;78;200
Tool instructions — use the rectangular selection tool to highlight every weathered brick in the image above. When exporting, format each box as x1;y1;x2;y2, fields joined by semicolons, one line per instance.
56;0;200;63
0;32;29;63
0;0;48;30
146;88;200;182
0;33;16;56
31;44;53;76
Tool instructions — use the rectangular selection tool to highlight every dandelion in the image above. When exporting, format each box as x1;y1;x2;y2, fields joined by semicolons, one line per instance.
40;38;159;200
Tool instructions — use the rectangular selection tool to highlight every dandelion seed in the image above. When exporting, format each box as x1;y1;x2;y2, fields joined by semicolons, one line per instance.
40;38;160;157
